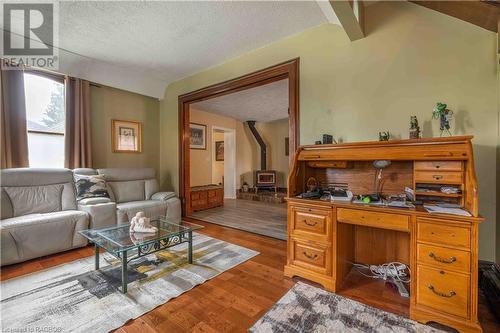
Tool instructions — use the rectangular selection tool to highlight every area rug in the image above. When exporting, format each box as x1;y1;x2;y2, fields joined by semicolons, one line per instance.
1;233;258;333
249;282;444;333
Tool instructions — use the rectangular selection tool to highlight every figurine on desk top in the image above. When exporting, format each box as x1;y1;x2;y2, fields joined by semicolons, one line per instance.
378;131;391;141
432;102;454;137
409;116;421;139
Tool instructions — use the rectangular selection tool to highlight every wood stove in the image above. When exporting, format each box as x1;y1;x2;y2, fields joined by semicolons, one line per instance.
256;170;277;188
247;121;277;193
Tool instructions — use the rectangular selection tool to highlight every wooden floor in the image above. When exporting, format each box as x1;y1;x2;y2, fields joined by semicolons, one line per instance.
1;221;498;333
190;198;287;240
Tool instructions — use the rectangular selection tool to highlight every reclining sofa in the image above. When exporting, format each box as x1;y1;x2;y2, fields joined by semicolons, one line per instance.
74;168;181;224
1;167;181;266
0;169;89;265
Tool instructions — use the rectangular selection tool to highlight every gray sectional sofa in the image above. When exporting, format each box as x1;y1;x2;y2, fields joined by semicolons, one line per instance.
0;167;180;266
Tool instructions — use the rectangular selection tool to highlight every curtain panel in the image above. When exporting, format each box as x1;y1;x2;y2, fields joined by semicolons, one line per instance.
65;77;92;169
0;68;29;168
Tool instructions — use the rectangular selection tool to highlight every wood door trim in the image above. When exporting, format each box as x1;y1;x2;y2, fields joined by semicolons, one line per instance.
178;58;300;216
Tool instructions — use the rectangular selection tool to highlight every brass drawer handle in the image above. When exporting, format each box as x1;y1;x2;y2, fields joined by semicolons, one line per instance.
303;220;317;227
428;285;456;298
432;175;443;180
429;252;456;264
302;252;318;260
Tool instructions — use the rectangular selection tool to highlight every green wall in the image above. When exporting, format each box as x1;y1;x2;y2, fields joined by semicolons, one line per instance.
159;1;498;261
91;85;160;173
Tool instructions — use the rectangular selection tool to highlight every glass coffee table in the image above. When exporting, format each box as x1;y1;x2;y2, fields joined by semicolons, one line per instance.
79;218;203;293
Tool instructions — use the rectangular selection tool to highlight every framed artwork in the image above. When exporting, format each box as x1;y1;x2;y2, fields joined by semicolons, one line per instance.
112;119;142;153
190;123;207;150
215;141;224;161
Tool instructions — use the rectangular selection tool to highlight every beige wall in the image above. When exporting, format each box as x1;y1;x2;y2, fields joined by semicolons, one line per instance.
91;85;160;173
189;108;239;187
161;1;498;260
190;108;289;189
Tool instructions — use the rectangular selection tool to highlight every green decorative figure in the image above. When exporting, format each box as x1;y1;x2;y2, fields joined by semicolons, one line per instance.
432;102;454;137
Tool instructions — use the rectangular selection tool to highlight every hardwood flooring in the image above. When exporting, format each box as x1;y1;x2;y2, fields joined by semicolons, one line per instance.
1;221;498;333
190;198;287;240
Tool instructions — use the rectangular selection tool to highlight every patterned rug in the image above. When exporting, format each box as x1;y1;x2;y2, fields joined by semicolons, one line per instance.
1;233;258;333
249;282;444;333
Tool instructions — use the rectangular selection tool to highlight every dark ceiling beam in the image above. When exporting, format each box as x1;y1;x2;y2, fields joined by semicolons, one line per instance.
410;1;499;32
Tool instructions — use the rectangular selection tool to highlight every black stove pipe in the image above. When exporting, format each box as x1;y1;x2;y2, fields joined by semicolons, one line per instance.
246;120;266;170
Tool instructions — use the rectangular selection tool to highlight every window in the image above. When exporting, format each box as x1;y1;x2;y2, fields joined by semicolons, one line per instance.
24;73;65;168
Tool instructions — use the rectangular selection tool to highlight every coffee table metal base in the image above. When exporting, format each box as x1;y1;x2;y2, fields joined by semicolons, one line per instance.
93;230;193;293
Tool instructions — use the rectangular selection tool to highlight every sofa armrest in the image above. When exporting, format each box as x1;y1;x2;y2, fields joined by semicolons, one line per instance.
78;201;117;229
151;191;176;201
165;197;181;224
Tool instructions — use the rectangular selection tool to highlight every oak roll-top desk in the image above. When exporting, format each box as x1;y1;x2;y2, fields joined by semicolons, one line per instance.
284;136;483;332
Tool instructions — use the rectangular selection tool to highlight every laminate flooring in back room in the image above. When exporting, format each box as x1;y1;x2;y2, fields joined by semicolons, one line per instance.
190;199;287;240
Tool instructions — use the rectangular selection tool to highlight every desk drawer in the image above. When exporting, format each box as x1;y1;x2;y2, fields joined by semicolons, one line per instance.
414;171;462;184
415;161;463;171
417;219;470;249
290;239;331;275
337;208;409;232
291;206;331;239
417;265;469;318
417;243;470;273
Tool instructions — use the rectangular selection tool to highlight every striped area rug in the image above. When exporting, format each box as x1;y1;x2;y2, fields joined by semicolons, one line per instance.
1;233;258;333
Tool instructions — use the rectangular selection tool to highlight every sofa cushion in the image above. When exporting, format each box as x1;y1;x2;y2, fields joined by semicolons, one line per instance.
73;168;97;176
109;180;145;203
116;200;167;223
0;168;73;186
74;174;110;201
1;189;13;219
145;179;159;200
3;184;63;217
1;210;89;265
78;197;111;205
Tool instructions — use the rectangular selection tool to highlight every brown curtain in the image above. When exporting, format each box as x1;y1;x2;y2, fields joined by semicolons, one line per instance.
0;68;29;168
64;77;92;169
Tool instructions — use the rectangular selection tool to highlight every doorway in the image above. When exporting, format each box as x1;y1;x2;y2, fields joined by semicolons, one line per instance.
178;59;299;239
212;126;236;199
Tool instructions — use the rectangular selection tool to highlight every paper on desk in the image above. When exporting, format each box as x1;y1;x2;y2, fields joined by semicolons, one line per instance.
424;205;472;217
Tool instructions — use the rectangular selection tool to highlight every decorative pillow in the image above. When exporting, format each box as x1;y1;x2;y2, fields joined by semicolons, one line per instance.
74;174;110;201
4;184;63;217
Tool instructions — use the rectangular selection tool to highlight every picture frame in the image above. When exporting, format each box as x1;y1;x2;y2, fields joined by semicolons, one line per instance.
112;119;142;153
190;123;207;150
215;141;224;161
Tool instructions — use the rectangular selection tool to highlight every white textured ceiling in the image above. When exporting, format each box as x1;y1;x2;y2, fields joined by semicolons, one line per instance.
192;79;288;123
54;1;329;98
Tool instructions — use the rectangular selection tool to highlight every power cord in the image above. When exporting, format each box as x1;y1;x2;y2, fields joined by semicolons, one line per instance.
352;262;410;282
352;261;410;297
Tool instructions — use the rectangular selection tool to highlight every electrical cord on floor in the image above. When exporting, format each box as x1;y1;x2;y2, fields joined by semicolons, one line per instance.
351;261;411;283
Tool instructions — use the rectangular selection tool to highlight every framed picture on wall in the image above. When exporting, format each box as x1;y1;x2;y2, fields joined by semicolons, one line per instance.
215;141;224;161
112;119;142;153
190;123;207;150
